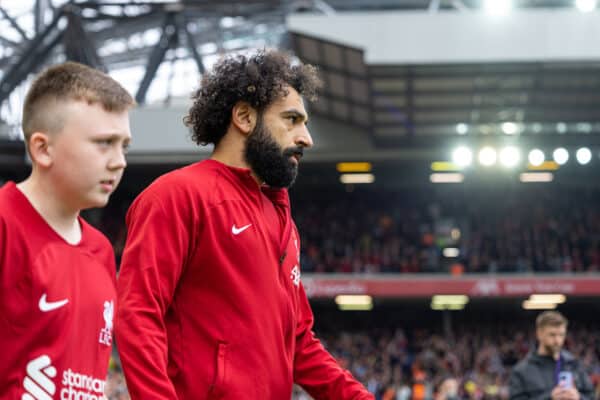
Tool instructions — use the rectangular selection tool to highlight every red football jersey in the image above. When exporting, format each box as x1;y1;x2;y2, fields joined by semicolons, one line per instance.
0;182;117;399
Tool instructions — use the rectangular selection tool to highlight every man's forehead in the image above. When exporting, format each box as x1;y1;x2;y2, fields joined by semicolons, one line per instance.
539;325;566;332
273;87;306;110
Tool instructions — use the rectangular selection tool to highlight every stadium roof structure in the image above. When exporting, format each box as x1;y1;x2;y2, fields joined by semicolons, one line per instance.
1;0;600;158
291;31;600;149
288;3;600;149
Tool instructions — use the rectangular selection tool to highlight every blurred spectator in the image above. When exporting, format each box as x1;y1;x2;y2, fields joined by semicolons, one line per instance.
509;311;594;400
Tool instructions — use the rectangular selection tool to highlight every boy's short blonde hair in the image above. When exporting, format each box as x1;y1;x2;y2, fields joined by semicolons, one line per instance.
22;62;135;141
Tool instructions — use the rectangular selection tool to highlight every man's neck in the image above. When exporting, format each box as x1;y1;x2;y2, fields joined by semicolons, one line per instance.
17;176;82;244
211;136;262;186
537;345;560;360
211;131;248;167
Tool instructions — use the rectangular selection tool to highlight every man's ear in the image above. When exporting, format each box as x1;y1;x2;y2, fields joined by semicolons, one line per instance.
231;101;257;136
27;131;53;168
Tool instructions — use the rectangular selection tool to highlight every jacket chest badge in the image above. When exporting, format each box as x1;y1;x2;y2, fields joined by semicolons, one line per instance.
290;265;301;287
99;300;114;346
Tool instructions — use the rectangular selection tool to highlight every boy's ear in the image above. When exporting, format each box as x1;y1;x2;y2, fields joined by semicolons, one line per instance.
27;132;53;168
231;101;257;136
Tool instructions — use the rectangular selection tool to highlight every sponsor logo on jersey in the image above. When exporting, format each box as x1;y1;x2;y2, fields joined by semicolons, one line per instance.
38;294;68;312
60;369;107;400
22;356;107;400
231;223;252;235
22;355;56;400
98;300;113;346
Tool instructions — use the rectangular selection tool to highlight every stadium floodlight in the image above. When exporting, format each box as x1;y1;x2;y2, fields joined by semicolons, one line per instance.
220;16;240;28
528;149;545;167
430;173;464;183
336;162;372;173
499;146;520;168
520;172;554;183
451;146;473;167
339;173;375;184
576;0;597;13
431;295;469;311
527;161;559;171
431;161;461;172
556;122;568;134
335;295;373;311
478;146;497;167
553;148;569;165
522;300;557;310
501;122;519;135
483;0;512;15
529;294;566;304
442;248;460;258
451;229;461;240
576;147;592;165
523;293;566;310
456;123;468;135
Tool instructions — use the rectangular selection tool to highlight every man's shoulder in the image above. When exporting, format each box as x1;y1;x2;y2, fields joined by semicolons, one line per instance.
512;354;537;374
0;183;33;232
134;161;210;200
148;160;219;194
562;350;583;368
130;160;223;215
562;350;576;360
0;182;19;218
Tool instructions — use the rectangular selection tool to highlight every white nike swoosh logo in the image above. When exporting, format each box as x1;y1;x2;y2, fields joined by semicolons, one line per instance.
39;294;69;312
232;223;252;235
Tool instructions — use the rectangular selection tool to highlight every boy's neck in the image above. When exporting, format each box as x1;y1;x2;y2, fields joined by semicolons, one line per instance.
17;177;82;245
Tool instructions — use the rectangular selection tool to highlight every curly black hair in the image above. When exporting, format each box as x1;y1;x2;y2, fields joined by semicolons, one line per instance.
184;50;321;146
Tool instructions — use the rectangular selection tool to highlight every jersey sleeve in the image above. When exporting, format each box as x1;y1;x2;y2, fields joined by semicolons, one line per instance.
0;212;34;394
293;282;374;400
0;214;31;332
0;214;6;288
115;189;193;399
0;215;8;329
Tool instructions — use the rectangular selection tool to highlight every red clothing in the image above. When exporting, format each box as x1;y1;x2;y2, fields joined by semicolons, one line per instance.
0;182;116;399
116;160;372;400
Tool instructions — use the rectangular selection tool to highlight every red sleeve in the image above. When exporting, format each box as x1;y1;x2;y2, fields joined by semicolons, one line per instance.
115;191;191;400
293;283;374;400
0;215;30;333
0;215;6;286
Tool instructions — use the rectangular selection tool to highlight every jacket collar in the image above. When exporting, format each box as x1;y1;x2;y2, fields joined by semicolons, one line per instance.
530;349;575;363
205;159;290;207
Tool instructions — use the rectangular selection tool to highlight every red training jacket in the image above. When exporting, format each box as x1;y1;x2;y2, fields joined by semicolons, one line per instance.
116;160;373;399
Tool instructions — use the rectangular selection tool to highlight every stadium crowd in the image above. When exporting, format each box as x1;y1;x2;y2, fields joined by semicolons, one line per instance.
293;187;600;274
105;321;600;399
84;183;600;275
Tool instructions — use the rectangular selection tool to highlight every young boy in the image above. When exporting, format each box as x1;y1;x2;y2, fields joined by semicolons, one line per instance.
0;62;134;399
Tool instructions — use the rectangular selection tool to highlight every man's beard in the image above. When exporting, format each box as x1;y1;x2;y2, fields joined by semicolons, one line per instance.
544;344;561;356
244;116;304;189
